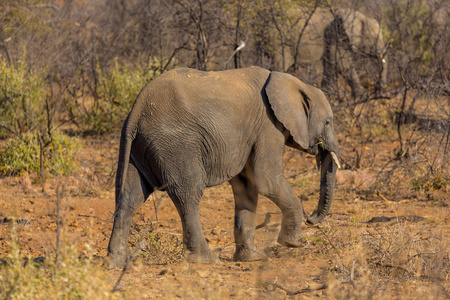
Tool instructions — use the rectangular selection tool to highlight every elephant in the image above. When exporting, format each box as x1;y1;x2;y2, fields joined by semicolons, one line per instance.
273;8;388;98
106;66;340;267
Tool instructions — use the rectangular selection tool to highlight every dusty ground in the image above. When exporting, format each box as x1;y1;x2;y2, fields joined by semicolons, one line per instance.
0;96;449;299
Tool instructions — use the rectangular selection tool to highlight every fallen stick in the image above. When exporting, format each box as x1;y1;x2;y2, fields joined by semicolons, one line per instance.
376;190;394;205
266;281;327;295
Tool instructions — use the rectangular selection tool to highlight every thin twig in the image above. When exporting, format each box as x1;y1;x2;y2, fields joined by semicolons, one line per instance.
317;226;343;261
349;259;356;285
291;2;319;71
55;176;62;265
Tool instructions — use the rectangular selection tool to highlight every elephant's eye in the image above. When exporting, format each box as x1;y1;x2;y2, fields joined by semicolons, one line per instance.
325;120;331;126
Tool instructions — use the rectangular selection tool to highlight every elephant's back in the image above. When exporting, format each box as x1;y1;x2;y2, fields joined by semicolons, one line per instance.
138;67;271;114
151;67;270;90
147;67;271;136
128;67;273;186
295;9;334;62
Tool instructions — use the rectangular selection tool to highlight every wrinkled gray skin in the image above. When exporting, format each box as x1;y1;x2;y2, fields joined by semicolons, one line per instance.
107;66;339;267
275;9;388;97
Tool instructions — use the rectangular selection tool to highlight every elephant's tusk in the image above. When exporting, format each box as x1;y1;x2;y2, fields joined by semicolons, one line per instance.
330;152;341;169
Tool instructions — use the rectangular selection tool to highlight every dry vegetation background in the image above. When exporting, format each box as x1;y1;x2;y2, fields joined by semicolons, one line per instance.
0;0;449;299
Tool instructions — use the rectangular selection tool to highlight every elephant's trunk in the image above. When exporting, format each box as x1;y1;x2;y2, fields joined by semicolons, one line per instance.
306;149;338;225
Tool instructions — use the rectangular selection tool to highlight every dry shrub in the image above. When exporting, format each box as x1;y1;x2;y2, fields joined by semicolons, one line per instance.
161;264;249;298
365;223;449;280
321;218;449;299
372;130;448;201
335;90;449;204
336;169;376;190
0;222;120;299
130;226;184;265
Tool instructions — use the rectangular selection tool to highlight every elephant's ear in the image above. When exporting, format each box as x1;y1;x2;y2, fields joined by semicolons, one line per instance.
265;71;315;150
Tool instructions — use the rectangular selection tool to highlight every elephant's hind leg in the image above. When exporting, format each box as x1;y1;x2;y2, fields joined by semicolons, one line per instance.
168;184;219;264
107;163;151;268
229;173;267;262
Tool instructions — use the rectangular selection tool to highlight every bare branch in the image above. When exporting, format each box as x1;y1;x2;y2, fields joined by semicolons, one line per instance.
266;280;327;295
292;2;319;71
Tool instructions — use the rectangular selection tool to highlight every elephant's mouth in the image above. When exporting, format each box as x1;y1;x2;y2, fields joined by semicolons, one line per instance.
306;145;319;156
314;149;340;170
304;137;340;169
309;138;341;170
306;138;322;156
306;137;326;156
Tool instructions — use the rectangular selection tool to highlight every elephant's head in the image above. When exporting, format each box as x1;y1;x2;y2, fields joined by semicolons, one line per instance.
265;72;340;225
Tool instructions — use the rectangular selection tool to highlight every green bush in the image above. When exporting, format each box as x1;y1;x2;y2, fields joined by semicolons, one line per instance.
411;173;449;192
0;132;81;176
0;133;39;175
47;133;81;176
73;58;167;135
383;1;435;75
0;57;47;137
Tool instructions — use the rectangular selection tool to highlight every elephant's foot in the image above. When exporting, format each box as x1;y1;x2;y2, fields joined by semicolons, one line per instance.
184;247;219;264
277;230;304;248
233;246;267;262
104;253;127;269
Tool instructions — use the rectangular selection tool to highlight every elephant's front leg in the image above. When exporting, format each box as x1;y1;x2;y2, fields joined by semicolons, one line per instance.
229;175;267;262
252;146;304;248
266;179;304;248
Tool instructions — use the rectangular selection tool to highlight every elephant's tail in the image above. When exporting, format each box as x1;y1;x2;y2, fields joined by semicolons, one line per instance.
112;109;140;218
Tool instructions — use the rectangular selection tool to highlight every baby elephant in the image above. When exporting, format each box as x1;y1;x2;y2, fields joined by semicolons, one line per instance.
107;66;340;267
